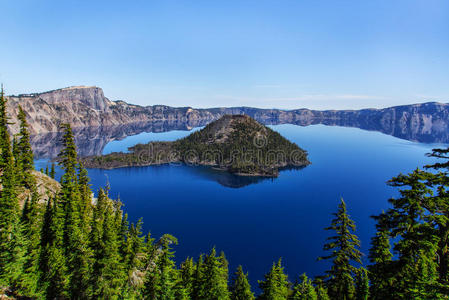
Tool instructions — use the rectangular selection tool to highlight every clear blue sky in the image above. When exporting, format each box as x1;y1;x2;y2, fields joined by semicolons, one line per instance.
1;0;448;109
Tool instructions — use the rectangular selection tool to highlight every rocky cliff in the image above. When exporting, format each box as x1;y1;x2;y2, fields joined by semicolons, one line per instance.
6;86;449;143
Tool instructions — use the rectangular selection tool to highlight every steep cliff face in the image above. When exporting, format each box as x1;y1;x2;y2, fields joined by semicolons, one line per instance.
6;86;449;143
6;86;219;134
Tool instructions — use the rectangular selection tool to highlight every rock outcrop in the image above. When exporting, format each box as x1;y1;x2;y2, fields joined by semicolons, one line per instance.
6;86;449;143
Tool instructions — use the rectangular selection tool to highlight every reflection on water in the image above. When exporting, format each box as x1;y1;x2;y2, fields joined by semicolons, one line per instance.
187;165;273;188
31;114;449;161
31;120;210;159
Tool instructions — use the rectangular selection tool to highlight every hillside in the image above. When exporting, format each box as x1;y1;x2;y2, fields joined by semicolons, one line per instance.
5;86;449;143
80;115;310;176
8;170;60;207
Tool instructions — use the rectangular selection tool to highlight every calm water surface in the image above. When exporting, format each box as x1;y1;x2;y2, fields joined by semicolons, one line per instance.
36;124;446;287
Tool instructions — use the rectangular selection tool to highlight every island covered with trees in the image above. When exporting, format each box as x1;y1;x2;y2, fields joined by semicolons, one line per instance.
1;88;449;299
80;114;310;177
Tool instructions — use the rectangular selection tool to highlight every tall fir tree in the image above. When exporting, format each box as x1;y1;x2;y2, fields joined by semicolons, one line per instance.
368;211;395;299
57;124;93;298
290;273;317;300
314;279;330;300
425;147;449;290
16;106;34;173
200;247;230;300
379;169;443;298
354;267;369;300
180;257;195;297
143;234;179;300
230;265;254;300
192;254;205;299
0;86;22;288
318;198;361;300
38;197;68;299
17;188;42;297
258;258;289;300
50;162;56;179
123;218;147;297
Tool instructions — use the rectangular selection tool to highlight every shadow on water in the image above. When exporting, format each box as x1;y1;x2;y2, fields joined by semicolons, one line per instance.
176;164;308;188
185;165;274;188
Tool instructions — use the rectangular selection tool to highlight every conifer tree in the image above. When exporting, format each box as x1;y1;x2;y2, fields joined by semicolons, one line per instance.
89;188;123;298
379;169;442;298
180;257;195;297
16;106;35;187
200;247;230;300
38;197;68;299
291;273;317;300
50;162;56;179
0;86;11;169
57;124;93;298
143;234;179;299
258;258;289;300
123;219;147;297
354;268;369;300
368;212;395;299
230;265;254;300
318;198;361;300
192;254;205;299
425;147;449;288
314;279;330;300
0;86;22;288
18;188;42;297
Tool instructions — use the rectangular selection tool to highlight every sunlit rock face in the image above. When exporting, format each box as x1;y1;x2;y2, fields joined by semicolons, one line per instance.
6;86;449;145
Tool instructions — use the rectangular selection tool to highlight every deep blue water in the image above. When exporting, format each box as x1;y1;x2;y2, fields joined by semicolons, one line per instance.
35;124;446;288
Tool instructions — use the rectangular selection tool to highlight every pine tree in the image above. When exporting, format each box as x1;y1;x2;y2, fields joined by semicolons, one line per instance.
425;147;449;289
180;257;195;297
123;219;147;297
16;105;35;188
368;212;395;299
17;188;42;297
379;169;443;298
89;188;124;298
200;247;230;300
56;124;94;298
354;268;369;300
230;265;254;300
290;273;317;300
38;197;69;299
314;279;330;300
50;162;56;179
258;258;289;300
318;198;361;300
0;86;11;169
0;86;23;288
143;234;179;299
192;254;205;299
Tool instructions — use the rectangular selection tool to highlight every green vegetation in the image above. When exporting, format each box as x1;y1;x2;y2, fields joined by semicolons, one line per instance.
1;89;449;299
81;115;310;176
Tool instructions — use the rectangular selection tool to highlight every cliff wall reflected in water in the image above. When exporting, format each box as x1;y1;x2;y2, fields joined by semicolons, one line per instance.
32;108;449;160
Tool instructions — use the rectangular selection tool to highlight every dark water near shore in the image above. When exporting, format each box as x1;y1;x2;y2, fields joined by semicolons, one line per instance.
35;124;446;288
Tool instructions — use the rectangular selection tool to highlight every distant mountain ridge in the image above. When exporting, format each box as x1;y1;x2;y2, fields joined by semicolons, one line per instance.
6;86;449;143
